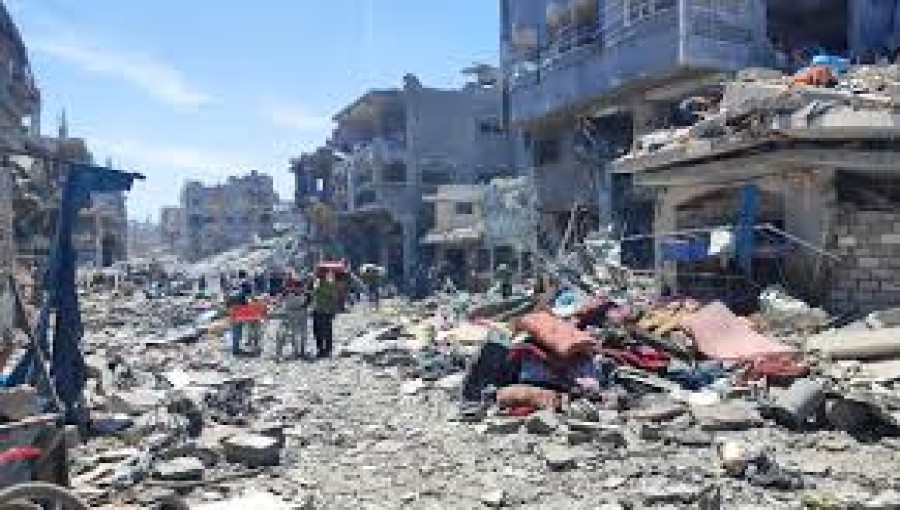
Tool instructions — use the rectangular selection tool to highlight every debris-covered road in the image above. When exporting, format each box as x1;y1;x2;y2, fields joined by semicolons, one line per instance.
70;292;900;510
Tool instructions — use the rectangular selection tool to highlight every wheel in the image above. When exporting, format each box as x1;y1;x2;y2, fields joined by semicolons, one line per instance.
0;482;89;510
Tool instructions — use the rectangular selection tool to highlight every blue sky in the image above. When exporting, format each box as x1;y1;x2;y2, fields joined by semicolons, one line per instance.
6;0;500;221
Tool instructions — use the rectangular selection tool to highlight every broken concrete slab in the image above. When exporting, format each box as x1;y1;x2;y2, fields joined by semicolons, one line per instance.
525;410;561;436
152;456;205;481
865;308;900;329
0;385;39;421
400;379;427;396
483;417;524;435
808;327;900;361
192;491;289;510
541;444;581;471
222;433;282;468
692;401;763;431
105;389;165;415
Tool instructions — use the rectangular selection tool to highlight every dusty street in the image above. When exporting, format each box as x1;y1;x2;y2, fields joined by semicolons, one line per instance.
71;299;900;510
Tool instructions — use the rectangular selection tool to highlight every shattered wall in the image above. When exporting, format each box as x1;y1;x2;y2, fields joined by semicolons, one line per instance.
830;206;900;313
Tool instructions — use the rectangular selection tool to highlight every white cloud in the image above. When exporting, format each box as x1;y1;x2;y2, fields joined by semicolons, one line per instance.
33;39;214;110
266;101;333;132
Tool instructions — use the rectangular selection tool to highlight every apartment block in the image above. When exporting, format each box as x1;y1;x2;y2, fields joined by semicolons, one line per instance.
301;71;516;284
501;0;900;250
180;171;277;261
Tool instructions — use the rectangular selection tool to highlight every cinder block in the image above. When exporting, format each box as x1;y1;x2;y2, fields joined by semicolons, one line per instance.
883;234;900;245
837;236;857;247
859;258;880;269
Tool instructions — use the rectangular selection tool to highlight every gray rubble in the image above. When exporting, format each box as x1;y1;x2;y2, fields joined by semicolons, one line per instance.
68;248;900;510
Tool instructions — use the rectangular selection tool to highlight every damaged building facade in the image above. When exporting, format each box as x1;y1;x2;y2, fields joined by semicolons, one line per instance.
502;0;900;309
422;177;538;289
308;72;515;283
500;0;900;252
614;71;900;313
0;1;40;331
179;171;278;261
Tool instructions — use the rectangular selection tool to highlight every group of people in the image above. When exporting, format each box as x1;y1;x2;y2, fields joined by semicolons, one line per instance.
224;267;345;361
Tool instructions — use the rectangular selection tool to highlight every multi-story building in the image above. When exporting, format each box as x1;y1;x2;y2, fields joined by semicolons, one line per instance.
323;72;515;283
498;0;900;309
0;1;40;317
127;219;162;260
421;178;539;290
500;0;900;248
180;171;277;261
74;190;128;268
422;184;489;288
159;206;183;254
0;5;40;137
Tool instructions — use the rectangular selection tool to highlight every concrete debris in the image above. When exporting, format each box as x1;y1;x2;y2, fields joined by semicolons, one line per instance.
222;433;282;468
59;220;900;508
0;385;40;421
152;456;205;481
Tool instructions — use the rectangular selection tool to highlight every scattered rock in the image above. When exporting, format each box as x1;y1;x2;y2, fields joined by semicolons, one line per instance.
436;373;465;391
692;401;763;431
541;444;580;471
153;456;205;481
483;417;524;435
0;385;39;420
105;389;165;415
222;433;282;467
401;379;427;396
640;481;703;504
526;410;561;436
481;489;506;507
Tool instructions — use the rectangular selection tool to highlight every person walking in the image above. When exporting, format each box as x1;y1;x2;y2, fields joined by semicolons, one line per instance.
226;271;253;356
311;270;340;358
274;275;311;361
359;264;383;309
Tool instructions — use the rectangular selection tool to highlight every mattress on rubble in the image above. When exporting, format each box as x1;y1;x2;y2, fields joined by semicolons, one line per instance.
680;301;797;361
514;311;596;361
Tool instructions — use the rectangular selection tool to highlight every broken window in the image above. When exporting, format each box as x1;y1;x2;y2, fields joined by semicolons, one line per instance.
766;0;848;54
478;120;505;134
421;166;454;185
455;202;474;215
382;162;407;183
533;137;561;166
356;190;377;207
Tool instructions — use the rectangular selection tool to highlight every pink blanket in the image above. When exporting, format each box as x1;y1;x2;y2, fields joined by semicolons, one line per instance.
680;301;797;361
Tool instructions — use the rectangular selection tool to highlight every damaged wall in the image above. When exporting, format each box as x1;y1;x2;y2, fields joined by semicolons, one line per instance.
830;205;900;313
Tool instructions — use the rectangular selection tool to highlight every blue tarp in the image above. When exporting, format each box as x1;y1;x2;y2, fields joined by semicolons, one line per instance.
7;164;142;422
660;239;710;263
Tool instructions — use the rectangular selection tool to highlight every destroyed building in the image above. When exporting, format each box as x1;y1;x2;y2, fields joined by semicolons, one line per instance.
422;178;537;289
422;184;489;289
612;67;900;313
179;171;278;261
75;190;129;268
500;0;900;252
303;72;516;283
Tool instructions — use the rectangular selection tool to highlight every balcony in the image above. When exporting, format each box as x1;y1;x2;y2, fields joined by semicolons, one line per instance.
506;0;767;124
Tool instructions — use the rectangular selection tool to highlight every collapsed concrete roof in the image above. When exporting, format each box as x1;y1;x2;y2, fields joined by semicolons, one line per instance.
613;66;900;178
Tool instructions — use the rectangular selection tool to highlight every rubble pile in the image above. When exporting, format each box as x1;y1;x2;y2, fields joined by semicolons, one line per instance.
59;240;900;509
620;63;900;168
333;258;900;508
